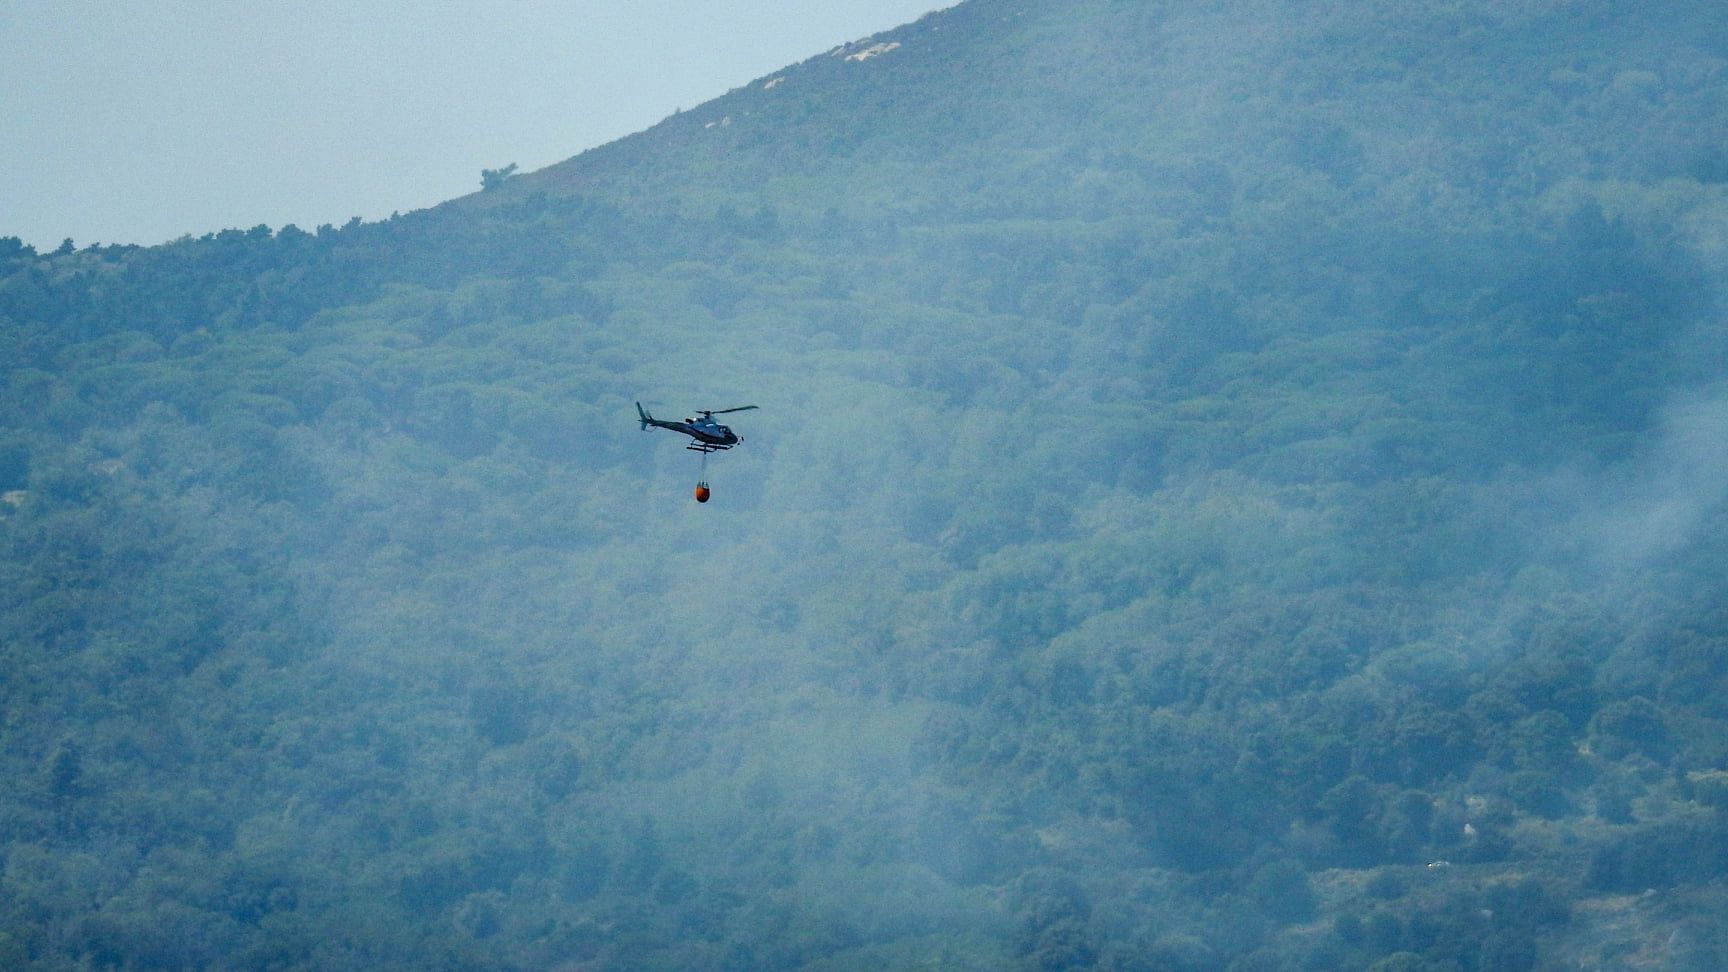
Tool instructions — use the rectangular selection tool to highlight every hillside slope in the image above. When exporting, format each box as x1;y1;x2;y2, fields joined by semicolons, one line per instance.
4;0;1728;969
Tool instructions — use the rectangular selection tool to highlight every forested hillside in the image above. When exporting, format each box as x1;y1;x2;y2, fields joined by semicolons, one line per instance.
5;0;1728;968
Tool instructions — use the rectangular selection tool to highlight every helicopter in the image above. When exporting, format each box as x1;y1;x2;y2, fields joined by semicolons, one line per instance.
636;402;757;502
635;402;757;451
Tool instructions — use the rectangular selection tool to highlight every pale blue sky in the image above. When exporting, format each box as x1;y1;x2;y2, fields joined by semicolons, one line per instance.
1;1;942;250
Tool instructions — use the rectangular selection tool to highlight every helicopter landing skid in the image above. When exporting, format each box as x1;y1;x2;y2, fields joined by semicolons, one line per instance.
685;443;731;453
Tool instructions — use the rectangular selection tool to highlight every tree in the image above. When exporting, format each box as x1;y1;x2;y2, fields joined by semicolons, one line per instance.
481;163;519;191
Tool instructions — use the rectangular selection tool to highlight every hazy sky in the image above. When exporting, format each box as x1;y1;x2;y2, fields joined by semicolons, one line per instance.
1;1;941;250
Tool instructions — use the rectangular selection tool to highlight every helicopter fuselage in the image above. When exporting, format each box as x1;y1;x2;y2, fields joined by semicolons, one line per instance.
670;417;740;450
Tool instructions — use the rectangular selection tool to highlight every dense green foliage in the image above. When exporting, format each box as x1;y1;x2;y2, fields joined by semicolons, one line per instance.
5;0;1728;968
